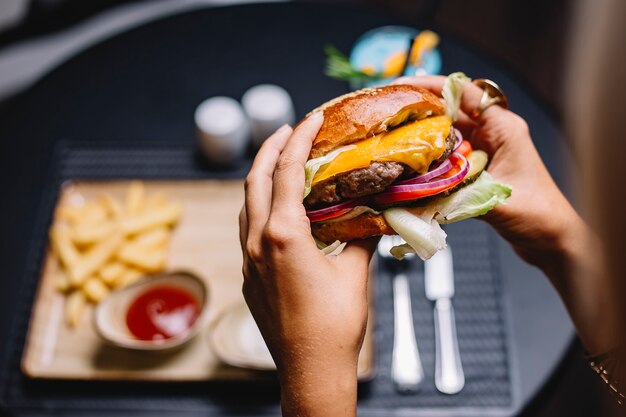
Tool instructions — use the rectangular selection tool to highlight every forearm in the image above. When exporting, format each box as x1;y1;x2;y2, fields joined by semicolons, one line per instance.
279;359;358;417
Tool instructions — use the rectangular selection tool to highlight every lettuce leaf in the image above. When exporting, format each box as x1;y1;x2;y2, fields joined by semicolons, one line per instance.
303;144;356;198
383;171;511;260
383;208;448;260
389;243;415;260
442;72;470;121
433;171;512;223
315;238;347;256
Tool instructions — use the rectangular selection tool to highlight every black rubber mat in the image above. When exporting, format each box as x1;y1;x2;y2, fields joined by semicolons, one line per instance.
0;142;514;415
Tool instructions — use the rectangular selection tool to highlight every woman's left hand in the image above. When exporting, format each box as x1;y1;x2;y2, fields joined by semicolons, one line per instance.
239;112;377;417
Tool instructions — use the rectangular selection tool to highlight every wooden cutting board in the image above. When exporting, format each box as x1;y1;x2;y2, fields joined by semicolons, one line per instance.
21;180;375;381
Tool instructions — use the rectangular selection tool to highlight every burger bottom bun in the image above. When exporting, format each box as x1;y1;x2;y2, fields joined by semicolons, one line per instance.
311;212;396;244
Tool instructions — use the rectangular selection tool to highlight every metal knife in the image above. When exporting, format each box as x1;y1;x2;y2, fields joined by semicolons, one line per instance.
378;236;424;393
424;246;465;394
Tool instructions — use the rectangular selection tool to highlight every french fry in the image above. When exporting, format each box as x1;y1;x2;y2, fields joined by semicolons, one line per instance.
65;290;85;328
117;245;167;272
71;221;117;247
114;268;144;289
56;204;85;223
98;261;126;286
54;271;71;293
144;193;169;210
50;225;80;269
72;202;109;226
120;202;182;236
69;232;123;286
100;194;123;219
51;181;182;329
125;181;145;215
83;277;110;303
126;227;170;249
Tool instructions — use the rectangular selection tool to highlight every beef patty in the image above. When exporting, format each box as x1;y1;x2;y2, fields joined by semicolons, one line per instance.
305;127;456;208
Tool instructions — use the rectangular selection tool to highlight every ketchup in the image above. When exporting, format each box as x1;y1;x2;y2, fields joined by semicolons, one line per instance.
126;285;200;341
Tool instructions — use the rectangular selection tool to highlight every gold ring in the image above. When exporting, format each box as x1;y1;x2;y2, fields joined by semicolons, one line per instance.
470;79;509;119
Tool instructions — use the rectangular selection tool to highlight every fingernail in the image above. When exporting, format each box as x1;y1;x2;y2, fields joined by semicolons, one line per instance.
393;76;410;84
277;124;291;133
308;111;323;121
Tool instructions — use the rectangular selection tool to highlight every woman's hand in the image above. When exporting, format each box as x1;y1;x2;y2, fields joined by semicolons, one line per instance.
395;75;581;268
239;113;377;417
395;75;617;354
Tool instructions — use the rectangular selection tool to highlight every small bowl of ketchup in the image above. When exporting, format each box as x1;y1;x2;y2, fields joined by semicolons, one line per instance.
94;270;209;351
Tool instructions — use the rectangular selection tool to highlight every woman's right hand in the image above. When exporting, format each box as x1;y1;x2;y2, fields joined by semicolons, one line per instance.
395;76;618;354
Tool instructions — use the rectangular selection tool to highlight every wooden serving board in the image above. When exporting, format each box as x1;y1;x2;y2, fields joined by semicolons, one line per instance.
22;180;375;381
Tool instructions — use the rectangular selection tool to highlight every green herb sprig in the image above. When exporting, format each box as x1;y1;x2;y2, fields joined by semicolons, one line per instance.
324;45;382;83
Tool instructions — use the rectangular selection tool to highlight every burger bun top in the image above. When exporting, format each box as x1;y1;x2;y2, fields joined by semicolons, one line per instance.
307;85;445;159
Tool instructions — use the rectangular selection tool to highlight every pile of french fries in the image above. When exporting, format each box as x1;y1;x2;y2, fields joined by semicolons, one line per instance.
50;181;182;327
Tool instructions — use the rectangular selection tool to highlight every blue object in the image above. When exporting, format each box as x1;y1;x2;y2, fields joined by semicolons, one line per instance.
349;25;442;89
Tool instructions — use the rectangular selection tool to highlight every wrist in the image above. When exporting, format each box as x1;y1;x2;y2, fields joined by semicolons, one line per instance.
537;209;587;288
505;198;585;285
542;213;620;353
278;357;358;417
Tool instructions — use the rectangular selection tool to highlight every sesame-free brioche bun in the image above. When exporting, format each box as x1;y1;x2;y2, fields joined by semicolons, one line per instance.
311;212;395;244
307;85;444;159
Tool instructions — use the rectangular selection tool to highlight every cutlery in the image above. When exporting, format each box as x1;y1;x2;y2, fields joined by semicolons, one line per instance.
378;235;424;393
424;246;465;394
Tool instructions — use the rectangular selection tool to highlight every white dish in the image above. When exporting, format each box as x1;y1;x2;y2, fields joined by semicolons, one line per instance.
208;302;275;370
94;270;209;351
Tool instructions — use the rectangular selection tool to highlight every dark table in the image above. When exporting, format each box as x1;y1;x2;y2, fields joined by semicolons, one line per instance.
0;3;573;416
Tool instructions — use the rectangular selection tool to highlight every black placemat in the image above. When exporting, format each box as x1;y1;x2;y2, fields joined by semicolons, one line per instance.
0;141;514;415
365;223;512;411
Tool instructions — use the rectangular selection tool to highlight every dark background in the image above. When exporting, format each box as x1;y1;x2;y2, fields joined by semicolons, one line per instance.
0;0;572;119
0;1;620;416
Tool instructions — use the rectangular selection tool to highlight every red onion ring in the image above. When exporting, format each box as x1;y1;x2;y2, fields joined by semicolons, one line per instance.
453;128;463;151
396;158;453;185
381;152;469;194
306;198;365;222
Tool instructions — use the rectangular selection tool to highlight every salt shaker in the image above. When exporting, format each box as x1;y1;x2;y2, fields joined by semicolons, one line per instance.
195;96;250;164
241;84;295;148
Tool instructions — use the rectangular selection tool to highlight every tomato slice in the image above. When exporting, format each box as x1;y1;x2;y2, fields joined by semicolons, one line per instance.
438;156;464;178
457;140;472;159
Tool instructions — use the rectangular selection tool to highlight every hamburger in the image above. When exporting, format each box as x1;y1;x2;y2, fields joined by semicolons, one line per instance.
303;73;512;260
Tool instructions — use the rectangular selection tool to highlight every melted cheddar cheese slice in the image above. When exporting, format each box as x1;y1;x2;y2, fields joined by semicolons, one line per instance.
312;115;452;186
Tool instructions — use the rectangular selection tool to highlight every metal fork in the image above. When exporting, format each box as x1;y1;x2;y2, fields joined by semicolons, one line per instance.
378;235;425;393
